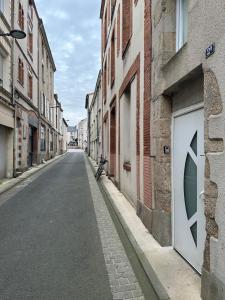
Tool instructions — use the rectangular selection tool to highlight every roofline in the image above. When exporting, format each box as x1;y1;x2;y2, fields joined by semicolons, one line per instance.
39;18;57;72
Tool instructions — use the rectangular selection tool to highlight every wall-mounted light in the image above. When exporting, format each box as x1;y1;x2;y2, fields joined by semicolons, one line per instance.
0;30;26;39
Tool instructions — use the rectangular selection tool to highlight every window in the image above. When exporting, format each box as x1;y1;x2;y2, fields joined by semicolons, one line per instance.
28;73;33;99
117;5;120;56
0;0;4;12
111;0;116;20
18;59;24;85
0;53;3;86
111;29;115;87
42;64;45;83
28;0;33;20
18;3;24;31
28;26;33;54
122;0;132;56
40;125;46;152
41;94;45;116
103;9;107;50
123;86;131;163
176;0;188;51
50;132;53;151
103;61;107;102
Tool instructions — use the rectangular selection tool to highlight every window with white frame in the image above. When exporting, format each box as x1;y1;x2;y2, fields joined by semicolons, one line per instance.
176;0;188;51
0;53;3;86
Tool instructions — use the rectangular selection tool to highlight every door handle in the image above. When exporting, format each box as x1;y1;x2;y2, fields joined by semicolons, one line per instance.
199;191;204;201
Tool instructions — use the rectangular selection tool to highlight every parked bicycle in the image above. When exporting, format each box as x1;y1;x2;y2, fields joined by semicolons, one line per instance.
95;157;108;181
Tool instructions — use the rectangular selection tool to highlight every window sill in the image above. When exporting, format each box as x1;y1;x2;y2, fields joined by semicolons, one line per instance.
162;42;188;71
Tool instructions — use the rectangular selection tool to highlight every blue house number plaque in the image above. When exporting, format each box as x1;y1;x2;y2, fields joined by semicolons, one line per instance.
205;43;215;59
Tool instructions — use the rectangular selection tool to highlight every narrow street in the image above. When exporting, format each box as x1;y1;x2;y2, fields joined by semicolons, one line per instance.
0;151;157;300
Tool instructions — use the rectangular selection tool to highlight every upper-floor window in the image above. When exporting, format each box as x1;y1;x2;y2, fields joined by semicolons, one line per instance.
176;0;188;51
0;52;3;86
28;0;33;20
122;0;132;57
111;29;115;87
28;72;33;99
111;0;116;20
103;9;107;51
41;93;45;116
18;58;24;85
28;26;33;54
18;3;24;31
0;0;4;12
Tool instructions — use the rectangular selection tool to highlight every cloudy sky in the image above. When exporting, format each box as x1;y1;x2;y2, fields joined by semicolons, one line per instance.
35;0;101;126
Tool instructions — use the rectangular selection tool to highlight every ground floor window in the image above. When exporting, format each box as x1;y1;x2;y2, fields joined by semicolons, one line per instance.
40;125;46;151
50;132;53;151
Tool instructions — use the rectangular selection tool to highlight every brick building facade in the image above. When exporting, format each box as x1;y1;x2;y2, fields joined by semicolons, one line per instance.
99;0;153;228
86;0;225;298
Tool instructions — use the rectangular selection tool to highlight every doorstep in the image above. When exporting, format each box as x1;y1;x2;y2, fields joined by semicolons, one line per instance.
88;157;201;300
0;152;68;196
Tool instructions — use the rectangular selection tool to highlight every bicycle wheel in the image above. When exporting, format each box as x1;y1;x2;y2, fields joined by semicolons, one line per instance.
96;166;103;181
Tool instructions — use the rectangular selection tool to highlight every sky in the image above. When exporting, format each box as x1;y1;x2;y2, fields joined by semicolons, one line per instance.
35;0;101;126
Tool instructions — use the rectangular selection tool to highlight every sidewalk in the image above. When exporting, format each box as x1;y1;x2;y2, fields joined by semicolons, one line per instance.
0;152;68;196
88;157;202;300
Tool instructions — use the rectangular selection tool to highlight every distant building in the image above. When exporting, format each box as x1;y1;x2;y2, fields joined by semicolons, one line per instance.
67;126;78;146
77;119;87;150
85;72;102;163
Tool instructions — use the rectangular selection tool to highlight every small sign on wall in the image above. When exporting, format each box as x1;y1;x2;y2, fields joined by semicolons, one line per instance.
164;145;170;155
205;43;215;59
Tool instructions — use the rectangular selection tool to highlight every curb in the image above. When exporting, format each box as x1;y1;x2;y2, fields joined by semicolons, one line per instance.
87;156;201;300
87;156;169;300
0;152;68;196
100;176;169;300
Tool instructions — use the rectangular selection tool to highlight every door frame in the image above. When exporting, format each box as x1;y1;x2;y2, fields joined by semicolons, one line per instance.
171;102;204;248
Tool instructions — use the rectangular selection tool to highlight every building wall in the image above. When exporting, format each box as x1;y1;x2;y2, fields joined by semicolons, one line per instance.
100;0;152;227
14;0;39;171
152;0;225;297
0;0;14;179
78;118;88;150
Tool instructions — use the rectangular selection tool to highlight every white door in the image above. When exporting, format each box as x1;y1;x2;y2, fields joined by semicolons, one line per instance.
173;108;206;273
0;125;6;179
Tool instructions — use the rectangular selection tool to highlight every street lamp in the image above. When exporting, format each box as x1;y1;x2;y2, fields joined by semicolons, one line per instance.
0;30;26;39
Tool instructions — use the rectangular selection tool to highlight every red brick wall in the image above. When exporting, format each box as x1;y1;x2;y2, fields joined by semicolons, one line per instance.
143;0;152;208
122;0;132;57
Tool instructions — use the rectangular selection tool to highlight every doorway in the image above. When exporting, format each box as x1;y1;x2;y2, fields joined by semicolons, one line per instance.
173;107;206;273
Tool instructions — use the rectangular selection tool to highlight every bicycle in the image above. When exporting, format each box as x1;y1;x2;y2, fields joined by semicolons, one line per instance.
95;158;108;181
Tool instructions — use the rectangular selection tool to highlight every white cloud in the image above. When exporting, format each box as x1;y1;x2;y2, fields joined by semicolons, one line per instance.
46;10;70;20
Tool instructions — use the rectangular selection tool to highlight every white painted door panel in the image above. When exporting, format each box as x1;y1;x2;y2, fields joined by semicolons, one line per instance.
173;108;205;273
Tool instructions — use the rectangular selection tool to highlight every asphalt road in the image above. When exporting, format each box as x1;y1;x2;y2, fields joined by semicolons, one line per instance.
0;152;112;299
